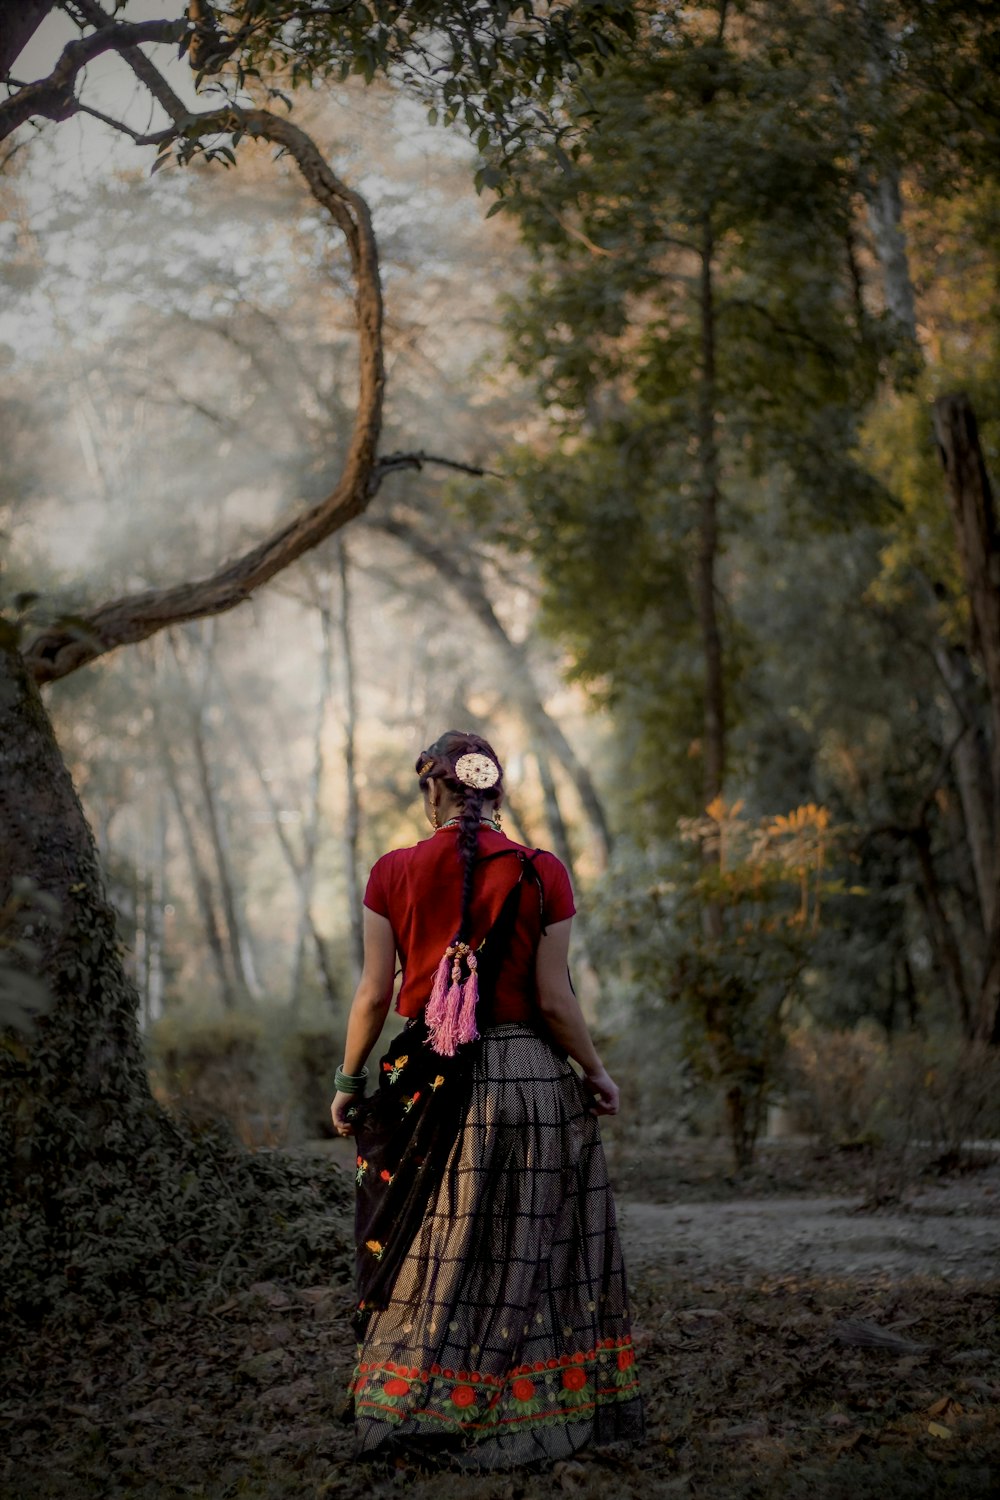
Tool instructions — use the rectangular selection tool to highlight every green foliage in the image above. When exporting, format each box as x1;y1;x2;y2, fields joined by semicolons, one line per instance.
0;877;58;1035
164;0;638;171
1;1111;351;1330
485;4;894;827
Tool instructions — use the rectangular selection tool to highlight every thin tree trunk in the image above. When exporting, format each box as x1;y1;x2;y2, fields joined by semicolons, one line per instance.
157;732;236;1010
288;570;338;1010
695;212;726;811
534;740;575;882
146;790;167;1025
933;393;1000;1041
910;827;974;1038
932;641;996;936
858;2;920;342
211;668;339;1013
189;706;261;1003
334;541;364;980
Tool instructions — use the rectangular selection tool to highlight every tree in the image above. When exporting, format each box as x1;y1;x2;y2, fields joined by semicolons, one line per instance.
0;0;635;1317
496;0;884;831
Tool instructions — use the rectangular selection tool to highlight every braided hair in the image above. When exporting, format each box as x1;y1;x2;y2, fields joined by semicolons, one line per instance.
415;730;504;947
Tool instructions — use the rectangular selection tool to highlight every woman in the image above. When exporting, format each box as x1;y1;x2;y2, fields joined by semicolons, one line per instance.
331;730;643;1469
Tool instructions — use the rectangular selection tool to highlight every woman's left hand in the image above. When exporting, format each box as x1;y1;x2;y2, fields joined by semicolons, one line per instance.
330;1091;356;1137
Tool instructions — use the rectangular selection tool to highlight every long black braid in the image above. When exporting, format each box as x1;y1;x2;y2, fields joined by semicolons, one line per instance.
415;730;504;948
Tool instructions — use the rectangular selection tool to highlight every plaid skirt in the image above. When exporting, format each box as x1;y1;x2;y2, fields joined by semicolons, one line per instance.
349;1022;644;1469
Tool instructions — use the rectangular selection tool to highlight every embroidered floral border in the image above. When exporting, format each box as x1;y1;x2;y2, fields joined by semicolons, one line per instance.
351;1335;639;1434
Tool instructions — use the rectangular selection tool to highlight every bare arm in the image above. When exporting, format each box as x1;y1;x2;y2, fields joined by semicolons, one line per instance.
535;917;619;1115
330;906;397;1135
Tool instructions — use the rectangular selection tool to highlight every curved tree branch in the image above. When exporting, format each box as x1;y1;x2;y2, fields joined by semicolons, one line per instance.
23;108;385;684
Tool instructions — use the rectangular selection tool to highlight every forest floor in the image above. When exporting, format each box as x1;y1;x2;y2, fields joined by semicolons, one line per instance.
3;1138;999;1500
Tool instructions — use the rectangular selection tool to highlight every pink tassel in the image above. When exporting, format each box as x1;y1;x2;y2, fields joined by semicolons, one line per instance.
427;945;479;1056
455;963;480;1046
425;950;453;1030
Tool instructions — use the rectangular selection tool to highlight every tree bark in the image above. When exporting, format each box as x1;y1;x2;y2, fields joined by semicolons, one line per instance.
932;640;996;937
0;624;159;1192
933;393;1000;1041
333;541;364;980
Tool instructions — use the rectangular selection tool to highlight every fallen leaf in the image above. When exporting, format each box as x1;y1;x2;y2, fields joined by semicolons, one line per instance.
927;1421;953;1440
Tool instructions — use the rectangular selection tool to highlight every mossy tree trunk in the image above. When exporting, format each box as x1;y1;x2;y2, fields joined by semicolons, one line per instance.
0;624;163;1198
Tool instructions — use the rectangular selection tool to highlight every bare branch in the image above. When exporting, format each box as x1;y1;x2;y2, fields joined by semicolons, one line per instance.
369;450;503;491
0;19;187;142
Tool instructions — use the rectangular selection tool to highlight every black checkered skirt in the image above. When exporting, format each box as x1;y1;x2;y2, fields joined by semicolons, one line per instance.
350;1022;644;1468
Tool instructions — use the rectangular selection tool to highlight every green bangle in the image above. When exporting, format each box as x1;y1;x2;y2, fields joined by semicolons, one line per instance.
335;1065;368;1096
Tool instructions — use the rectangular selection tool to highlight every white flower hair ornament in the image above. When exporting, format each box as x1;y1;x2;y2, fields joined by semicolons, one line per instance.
453;752;500;790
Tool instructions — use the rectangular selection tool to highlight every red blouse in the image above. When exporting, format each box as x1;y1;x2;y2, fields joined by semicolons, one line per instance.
363;827;576;1024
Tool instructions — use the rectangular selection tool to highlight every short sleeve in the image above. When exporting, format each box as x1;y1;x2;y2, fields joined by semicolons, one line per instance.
363;853;392;918
538;852;575;925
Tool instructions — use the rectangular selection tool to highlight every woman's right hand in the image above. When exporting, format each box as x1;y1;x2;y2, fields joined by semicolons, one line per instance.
582;1064;619;1116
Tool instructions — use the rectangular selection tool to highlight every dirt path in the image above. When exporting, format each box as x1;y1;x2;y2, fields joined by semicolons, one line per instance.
619;1163;1000;1284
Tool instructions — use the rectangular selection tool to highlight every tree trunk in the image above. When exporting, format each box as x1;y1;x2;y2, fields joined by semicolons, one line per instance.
214;677;339;1015
0;625;159;1194
334;541;364;980
695;212;726;812
932;640;996;937
189;704;262;1004
933;393;1000;1041
157;732;236;1010
864;167;918;339
534;740;575;883
910;826;974;1038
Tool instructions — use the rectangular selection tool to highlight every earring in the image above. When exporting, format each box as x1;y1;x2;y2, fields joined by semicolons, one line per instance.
431;797;440;830
494;806;503;831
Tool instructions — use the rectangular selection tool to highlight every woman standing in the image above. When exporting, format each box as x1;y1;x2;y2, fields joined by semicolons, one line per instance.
330;730;643;1469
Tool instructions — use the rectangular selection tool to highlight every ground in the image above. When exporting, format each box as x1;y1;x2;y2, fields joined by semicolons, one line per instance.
3;1139;998;1499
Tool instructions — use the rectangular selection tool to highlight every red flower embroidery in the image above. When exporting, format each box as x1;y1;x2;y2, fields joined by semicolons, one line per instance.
571;1351;586;1363
617;1347;635;1371
562;1367;587;1392
451;1385;476;1409
383;1378;410;1397
430;1364;441;1376
546;1358;559;1369
512;1377;536;1402
380;1169;392;1181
